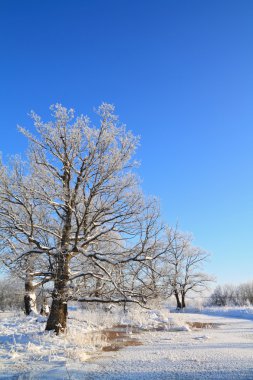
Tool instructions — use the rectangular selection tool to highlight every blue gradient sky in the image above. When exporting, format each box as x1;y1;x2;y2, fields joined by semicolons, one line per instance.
1;0;253;284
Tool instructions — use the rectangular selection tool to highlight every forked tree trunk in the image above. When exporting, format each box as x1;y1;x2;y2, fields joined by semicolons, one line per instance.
24;274;37;315
45;254;69;334
174;289;182;309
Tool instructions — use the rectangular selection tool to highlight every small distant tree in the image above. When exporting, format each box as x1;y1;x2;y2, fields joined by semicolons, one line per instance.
164;231;213;308
0;158;52;315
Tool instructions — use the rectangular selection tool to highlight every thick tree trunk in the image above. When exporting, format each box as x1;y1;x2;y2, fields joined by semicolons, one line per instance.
46;164;73;334
24;275;37;315
45;254;69;334
45;295;67;333
174;290;182;309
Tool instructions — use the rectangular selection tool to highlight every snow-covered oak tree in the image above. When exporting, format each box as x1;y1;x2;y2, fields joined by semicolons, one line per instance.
0;104;168;333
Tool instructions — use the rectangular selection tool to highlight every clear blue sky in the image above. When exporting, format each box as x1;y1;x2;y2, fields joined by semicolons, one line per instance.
0;0;253;285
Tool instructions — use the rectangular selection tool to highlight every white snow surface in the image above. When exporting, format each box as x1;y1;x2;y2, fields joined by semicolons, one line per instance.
0;307;253;379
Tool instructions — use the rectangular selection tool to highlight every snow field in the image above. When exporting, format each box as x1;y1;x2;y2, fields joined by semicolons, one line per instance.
1;307;253;379
0;306;187;378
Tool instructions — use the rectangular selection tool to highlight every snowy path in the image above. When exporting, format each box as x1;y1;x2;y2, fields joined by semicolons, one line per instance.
2;312;253;379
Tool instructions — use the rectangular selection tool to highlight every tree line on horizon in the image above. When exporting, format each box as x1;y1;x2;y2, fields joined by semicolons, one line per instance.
208;282;253;307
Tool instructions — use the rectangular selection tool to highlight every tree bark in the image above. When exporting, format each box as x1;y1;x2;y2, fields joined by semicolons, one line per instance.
45;293;67;333
24;274;37;315
45;253;69;334
46;163;72;334
174;290;182;309
181;293;186;308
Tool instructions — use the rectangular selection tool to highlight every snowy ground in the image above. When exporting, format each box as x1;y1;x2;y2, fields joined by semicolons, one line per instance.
95;313;253;380
1;307;253;379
